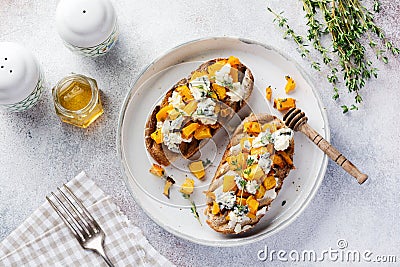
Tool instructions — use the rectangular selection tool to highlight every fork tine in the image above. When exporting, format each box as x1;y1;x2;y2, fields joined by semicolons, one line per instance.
46;196;83;241
63;184;101;231
57;187;93;236
50;192;87;241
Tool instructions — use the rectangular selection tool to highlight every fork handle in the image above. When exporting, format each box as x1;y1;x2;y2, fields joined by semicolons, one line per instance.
94;247;115;267
299;123;368;184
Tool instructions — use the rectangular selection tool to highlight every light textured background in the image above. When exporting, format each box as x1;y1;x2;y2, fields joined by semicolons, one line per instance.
1;1;399;266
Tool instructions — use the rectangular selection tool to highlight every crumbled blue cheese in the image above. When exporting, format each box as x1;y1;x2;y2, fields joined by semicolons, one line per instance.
246;155;258;166
216;190;236;210
215;64;233;86
264;188;277;200
192;98;217;125
229;143;241;155
245;180;259;194
226;82;244;102
189;76;210;101
252;130;271;148
242;139;252;150
234;175;246;190
227;205;250;233
161;115;184;153
258;153;272;173
168;91;185;109
271;128;293;151
215;64;244;102
256;206;267;216
156;121;163;129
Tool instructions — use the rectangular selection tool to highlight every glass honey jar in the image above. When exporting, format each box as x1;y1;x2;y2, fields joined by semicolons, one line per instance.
52;74;103;128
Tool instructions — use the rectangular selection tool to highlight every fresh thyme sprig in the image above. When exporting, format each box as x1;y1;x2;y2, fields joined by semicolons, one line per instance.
268;0;399;113
182;193;202;226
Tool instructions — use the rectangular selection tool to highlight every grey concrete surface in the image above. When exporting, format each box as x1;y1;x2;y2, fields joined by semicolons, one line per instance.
1;0;399;266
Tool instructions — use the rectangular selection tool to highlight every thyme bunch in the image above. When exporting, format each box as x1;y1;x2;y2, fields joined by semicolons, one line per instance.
268;0;399;113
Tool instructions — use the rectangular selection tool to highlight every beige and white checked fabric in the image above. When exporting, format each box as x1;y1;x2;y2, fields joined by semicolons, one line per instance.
0;171;173;266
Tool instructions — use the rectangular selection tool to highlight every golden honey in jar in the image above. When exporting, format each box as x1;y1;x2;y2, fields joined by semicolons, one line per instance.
52;74;103;128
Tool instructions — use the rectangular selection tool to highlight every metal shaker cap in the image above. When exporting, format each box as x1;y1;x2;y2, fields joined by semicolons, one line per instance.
56;0;117;48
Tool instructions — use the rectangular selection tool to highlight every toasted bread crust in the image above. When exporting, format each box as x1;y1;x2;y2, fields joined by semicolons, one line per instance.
145;58;254;166
205;114;295;234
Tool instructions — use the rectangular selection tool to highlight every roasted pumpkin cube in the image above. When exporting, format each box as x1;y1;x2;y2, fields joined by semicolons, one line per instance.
243;164;264;180
244;122;261;134
180;178;195;195
277;151;293;166
227;153;246;171
223;175;236;192
149;163;165;177
250;146;269;155
236;197;246;206
266;86;272;101
212;201;220;215
150;129;163;144
212;83;227;100
273;98;296;111
181;123;200;139
246;195;255;205
194;125;212;140
190;71;208;81
189;161;205;179
163;177;175;199
156;105;174;121
263;175;276;190
168;108;181;120
207;61;227;80
284;75;296;94
227;56;241;68
272;154;285;168
248;199;259;215
255;184;266;199
182;100;198;115
176;85;194;102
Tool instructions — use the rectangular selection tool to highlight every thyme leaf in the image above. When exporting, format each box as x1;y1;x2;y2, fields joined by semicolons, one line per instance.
268;1;399;113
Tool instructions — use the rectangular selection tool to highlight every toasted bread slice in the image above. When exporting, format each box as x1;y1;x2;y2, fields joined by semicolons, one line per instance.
204;113;295;234
145;57;254;166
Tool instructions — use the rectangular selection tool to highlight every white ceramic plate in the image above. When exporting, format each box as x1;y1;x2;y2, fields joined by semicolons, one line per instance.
117;37;329;247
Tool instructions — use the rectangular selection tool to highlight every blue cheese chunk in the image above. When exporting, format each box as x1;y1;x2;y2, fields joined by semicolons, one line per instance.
271;128;293;151
258;153;272;173
215;188;236;210
252;130;271;148
192;98;217;125
245;180;259;194
189;76;211;101
161;115;184;153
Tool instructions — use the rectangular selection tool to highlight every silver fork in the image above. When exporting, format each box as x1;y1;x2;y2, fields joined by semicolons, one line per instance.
46;185;115;267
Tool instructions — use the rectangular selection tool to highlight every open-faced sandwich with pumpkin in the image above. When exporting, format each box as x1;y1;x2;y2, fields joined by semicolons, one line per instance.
145;56;254;166
204;113;295;234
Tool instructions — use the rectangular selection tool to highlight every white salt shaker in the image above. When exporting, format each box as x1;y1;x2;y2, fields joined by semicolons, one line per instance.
56;0;119;57
0;42;45;112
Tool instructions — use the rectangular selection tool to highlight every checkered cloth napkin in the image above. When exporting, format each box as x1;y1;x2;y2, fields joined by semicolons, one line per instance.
0;171;173;266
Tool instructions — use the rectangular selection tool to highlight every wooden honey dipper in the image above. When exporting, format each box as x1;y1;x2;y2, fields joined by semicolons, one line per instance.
283;108;368;184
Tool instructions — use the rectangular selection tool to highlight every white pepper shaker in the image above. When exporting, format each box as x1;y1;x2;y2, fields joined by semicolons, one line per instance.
0;42;45;112
56;0;119;57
